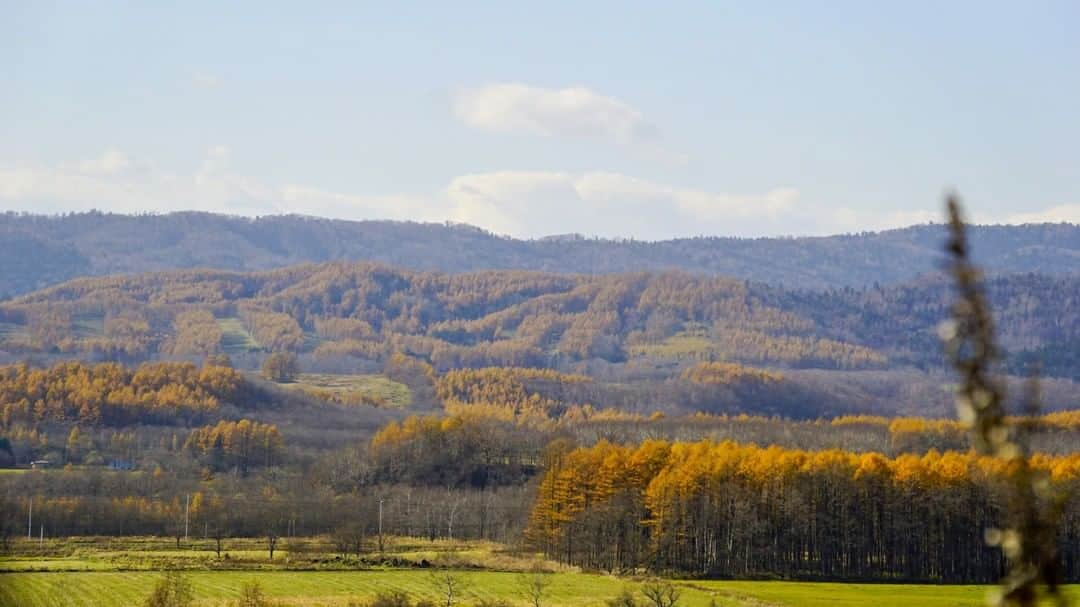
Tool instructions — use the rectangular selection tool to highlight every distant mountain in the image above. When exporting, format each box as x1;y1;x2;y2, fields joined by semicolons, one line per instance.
0;210;1077;297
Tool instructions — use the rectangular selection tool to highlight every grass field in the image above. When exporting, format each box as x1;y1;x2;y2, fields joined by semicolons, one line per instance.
218;318;261;354
71;316;104;339
3;537;1077;606
4;570;1077;607
287;373;412;409
628;332;723;361
0;536;540;573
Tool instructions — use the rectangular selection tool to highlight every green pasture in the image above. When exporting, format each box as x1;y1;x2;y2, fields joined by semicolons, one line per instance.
287;373;412;408
218;318;261;354
4;570;1077;607
3;537;1077;606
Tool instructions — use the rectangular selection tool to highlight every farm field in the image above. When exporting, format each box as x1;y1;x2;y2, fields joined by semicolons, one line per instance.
4;570;1078;607
286;373;412;408
627;324;722;361
6;537;1076;606
217;317;261;354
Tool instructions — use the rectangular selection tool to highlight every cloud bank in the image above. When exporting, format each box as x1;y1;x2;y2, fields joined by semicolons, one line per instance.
0;148;1074;240
1006;204;1080;225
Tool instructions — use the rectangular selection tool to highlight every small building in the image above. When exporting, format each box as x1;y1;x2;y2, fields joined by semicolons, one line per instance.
30;460;51;469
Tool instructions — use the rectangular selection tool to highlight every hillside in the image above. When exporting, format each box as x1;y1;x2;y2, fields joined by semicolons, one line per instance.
0;211;1077;296
1;263;1077;383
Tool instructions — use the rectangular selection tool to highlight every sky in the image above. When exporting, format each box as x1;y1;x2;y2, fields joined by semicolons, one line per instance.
2;1;1079;240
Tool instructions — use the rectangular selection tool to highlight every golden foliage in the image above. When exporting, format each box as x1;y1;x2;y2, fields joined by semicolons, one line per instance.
0;360;244;426
680;361;784;385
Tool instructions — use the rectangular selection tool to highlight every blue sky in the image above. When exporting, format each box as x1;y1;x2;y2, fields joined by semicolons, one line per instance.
2;1;1078;238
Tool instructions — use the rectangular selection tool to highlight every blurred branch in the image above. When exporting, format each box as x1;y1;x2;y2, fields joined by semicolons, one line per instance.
942;194;1067;607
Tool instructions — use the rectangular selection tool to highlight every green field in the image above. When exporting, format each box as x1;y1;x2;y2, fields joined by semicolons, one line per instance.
287;373;412;409
218;318;262;354
2;537;1077;607
4;570;1076;607
71;316;105;338
628;331;723;360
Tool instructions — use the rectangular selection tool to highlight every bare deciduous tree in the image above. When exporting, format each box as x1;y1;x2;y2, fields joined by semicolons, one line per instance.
517;567;552;607
430;570;467;607
266;532;278;561
640;579;680;607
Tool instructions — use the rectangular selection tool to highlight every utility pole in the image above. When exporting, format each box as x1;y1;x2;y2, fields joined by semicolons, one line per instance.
27;497;32;539
184;494;190;541
378;498;385;554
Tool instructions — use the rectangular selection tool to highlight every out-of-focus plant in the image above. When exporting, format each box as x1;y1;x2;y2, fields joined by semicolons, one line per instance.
941;194;1068;607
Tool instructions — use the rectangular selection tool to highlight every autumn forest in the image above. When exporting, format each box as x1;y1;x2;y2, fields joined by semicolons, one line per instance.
1;213;1079;601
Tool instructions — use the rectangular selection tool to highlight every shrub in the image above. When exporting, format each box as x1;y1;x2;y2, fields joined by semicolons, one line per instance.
144;572;194;607
232;580;270;607
262;352;299;383
605;588;640;607
368;591;413;607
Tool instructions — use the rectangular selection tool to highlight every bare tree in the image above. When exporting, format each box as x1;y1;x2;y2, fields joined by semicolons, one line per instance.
640;579;680;607
517;568;552;607
211;525;226;558
333;522;367;559
204;500;230;558
445;488;466;540
430;570;467;607
266;532;278;561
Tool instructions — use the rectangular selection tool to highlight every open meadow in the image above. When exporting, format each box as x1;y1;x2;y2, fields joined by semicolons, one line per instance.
2;537;1078;607
6;569;1080;607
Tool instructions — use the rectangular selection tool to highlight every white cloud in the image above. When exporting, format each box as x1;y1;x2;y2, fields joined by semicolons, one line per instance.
444;170;800;238
830;207;939;233
198;145;232;178
0;146;271;216
454;83;658;144
76;147;135;176
0;147;444;223
279;185;436;222
2;148;1075;240
1004;204;1080;225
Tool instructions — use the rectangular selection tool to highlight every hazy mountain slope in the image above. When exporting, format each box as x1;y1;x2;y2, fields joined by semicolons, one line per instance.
0;211;1077;296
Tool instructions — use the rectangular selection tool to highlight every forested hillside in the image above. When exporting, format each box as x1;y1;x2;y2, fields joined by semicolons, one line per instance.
1;211;1077;296
1;263;1076;383
4;357;1080;583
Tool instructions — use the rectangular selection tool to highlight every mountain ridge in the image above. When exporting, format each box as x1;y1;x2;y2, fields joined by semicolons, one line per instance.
0;210;1077;297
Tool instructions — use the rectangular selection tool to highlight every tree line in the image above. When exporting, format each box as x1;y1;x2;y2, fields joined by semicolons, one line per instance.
184;419;284;474
525;439;1080;582
0;360;246;427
